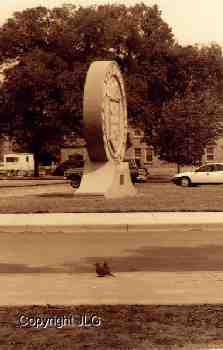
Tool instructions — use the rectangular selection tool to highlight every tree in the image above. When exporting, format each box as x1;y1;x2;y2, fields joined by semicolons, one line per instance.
148;43;223;168
0;3;175;174
155;86;223;171
0;49;83;175
1;3;222;174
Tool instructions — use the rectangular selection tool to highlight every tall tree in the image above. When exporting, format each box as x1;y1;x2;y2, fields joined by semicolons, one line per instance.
156;87;223;171
1;3;222;173
150;43;223;168
0;49;83;175
0;3;174;174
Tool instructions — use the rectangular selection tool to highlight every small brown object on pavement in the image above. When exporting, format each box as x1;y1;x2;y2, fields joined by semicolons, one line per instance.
95;263;106;277
103;262;115;277
95;262;115;277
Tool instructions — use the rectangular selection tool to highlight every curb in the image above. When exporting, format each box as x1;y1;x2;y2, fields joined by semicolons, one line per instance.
0;212;222;227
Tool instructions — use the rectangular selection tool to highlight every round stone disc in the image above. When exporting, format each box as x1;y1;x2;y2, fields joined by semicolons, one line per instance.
83;61;128;162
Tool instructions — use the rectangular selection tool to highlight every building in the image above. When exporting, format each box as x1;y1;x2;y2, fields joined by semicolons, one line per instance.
124;127;154;167
124;127;188;175
60;134;89;163
125;127;223;174
60;128;155;167
202;138;223;163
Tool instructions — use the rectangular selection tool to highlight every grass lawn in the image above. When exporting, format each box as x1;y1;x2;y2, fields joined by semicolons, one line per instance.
1;304;223;349
0;183;223;212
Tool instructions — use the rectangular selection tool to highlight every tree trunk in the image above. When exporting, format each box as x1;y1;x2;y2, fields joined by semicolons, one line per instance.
34;153;39;177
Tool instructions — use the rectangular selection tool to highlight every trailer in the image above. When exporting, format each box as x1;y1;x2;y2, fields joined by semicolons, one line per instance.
0;153;34;176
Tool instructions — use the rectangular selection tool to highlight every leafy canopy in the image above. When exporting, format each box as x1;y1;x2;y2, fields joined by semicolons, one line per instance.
0;3;223;170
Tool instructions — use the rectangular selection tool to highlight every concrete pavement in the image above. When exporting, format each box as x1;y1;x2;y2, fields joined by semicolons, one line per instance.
2;271;223;305
0;212;223;227
0;222;223;305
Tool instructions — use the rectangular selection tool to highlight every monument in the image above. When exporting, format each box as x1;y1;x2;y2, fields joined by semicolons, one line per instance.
75;60;137;198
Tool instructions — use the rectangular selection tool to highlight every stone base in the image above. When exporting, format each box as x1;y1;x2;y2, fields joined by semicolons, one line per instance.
75;161;137;199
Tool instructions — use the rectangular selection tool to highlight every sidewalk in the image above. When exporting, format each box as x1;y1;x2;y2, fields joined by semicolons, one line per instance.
0;212;223;306
1;271;223;305
0;212;223;227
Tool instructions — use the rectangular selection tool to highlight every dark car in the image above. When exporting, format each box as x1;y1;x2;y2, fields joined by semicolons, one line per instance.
53;157;84;188
53;159;83;176
128;159;149;183
54;157;148;188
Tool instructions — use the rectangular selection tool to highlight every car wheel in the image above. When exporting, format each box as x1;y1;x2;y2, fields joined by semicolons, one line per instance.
70;175;81;188
180;177;191;187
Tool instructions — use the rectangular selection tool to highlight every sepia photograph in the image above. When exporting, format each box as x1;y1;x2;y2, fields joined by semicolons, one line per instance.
1;0;223;349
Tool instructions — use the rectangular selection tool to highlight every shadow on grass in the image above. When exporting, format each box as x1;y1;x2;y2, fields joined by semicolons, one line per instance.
38;193;74;198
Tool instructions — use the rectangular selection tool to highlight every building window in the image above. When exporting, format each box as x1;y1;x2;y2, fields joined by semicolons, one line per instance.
6;157;18;163
134;148;141;159
134;130;142;137
206;146;215;161
69;154;83;162
26;156;29;162
146;148;153;162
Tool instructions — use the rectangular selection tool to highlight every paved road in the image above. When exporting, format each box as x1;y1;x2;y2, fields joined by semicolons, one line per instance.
1;224;223;305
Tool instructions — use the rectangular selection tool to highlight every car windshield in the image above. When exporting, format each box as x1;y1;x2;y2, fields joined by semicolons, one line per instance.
196;165;215;172
65;159;84;168
214;164;223;171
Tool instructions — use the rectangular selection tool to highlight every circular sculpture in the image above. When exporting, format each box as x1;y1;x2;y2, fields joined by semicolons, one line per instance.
83;61;127;162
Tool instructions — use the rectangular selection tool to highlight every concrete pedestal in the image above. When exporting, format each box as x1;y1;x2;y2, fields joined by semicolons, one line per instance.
75;161;137;198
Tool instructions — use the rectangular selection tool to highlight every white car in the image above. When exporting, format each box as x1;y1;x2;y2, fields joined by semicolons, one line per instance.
172;163;223;187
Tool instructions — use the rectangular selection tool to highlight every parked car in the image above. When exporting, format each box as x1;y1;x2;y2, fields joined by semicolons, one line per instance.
172;163;223;187
53;158;84;188
128;159;149;183
54;157;149;188
65;167;83;188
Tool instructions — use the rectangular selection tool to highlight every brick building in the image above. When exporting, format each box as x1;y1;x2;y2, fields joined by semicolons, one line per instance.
60;134;89;163
124;127;154;167
202;138;223;163
60;127;156;167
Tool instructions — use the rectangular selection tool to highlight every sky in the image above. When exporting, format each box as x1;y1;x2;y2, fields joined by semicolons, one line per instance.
0;0;223;47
